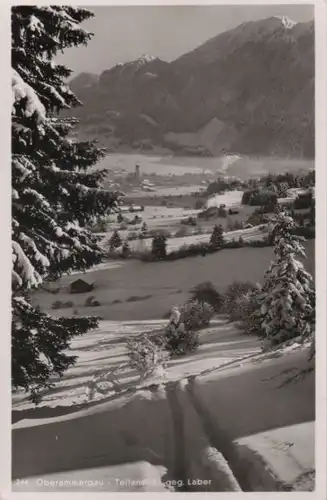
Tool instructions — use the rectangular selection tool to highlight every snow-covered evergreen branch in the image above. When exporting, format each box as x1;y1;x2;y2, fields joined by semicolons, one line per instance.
11;6;119;402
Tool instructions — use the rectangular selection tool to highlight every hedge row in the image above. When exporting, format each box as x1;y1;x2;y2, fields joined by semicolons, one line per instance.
140;236;273;263
103;225;314;264
141;225;314;262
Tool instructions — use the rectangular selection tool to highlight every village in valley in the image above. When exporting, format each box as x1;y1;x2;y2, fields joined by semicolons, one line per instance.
11;4;319;495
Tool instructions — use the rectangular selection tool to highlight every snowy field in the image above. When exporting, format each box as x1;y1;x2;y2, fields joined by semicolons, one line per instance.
142;205;201;225
96;206;203;238
12;317;261;413
206;190;243;208
32;239;314;323
12;313;309;418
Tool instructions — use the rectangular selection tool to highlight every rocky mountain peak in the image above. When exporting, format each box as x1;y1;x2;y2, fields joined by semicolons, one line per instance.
273;15;298;30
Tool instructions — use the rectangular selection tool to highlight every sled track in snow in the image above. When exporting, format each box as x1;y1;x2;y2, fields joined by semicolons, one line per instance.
164;380;242;492
186;376;248;490
165;382;190;491
163;376;293;492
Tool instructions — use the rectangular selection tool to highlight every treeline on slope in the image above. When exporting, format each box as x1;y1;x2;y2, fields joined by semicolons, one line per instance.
207;170;315;196
103;214;314;263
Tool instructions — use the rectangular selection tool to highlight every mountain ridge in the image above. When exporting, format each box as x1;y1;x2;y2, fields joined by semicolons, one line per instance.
67;17;314;158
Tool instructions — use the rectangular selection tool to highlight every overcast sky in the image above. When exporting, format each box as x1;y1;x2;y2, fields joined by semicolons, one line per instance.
58;5;314;75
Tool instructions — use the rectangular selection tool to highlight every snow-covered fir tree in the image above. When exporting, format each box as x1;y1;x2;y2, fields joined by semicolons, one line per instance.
210;224;224;250
109;230;122;250
12;6;119;402
256;211;315;348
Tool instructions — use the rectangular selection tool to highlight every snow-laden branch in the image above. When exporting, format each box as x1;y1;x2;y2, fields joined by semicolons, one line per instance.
12;68;46;122
12;240;43;289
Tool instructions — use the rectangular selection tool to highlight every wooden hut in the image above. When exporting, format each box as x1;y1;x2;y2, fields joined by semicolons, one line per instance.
70;279;94;294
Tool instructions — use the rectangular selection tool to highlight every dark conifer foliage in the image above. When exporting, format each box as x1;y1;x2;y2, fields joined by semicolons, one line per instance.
209;224;224;250
12;6;118;401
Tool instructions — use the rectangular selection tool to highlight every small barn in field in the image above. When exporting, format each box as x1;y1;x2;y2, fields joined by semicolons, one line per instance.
69;279;94;294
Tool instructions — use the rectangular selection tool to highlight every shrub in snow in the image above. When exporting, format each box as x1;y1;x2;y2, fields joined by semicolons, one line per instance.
51;300;62;310
12;6;118;402
255;211;315;347
52;300;74;310
222;281;259;320
164;300;213;356
164;323;200;356
190;281;224;312
84;296;100;307
181;300;214;331
232;288;263;336
126;334;169;380
151;233;167;260
174;226;189;238
166;242;213;261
